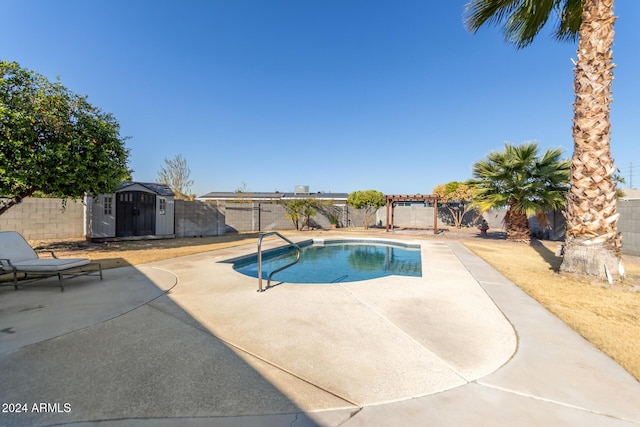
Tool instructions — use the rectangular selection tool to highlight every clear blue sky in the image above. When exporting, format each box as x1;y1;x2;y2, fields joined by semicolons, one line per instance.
4;1;639;196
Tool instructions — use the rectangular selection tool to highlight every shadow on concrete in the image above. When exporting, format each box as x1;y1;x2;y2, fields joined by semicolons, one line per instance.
0;264;325;426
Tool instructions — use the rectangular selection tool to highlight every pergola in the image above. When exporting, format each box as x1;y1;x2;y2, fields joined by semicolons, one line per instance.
385;194;440;233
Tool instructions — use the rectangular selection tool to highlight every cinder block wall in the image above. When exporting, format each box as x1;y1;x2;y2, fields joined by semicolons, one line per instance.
0;198;84;240
3;198;639;257
223;202;359;231
174;200;225;237
376;206;449;229
618;200;640;256
224;202;316;232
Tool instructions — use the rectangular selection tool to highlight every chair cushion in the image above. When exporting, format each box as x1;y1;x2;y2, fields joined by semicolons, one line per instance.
10;258;90;272
0;231;39;262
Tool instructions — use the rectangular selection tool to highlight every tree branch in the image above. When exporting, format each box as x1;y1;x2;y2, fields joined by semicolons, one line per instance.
0;190;36;216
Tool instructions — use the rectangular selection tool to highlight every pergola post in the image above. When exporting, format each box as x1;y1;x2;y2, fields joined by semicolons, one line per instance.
385;198;390;232
384;194;439;234
391;202;395;231
433;198;438;235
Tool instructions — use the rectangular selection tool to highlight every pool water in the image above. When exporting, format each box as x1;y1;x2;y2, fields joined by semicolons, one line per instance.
232;240;422;284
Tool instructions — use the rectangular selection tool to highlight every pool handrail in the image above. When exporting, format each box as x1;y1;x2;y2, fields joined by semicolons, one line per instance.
257;232;301;292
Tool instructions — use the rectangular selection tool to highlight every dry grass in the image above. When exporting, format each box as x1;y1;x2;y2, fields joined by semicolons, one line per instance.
21;228;640;381
28;233;264;270
464;239;640;381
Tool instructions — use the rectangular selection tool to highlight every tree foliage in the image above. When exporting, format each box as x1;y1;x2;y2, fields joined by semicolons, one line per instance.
468;142;570;240
0;61;130;215
432;181;476;229
464;0;582;49
464;0;623;280
157;154;194;200
283;198;321;230
347;190;385;229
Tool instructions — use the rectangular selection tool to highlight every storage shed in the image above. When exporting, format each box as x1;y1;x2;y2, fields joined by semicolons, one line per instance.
85;182;175;240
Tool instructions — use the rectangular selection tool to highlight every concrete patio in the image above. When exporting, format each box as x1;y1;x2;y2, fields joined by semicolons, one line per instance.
1;237;639;426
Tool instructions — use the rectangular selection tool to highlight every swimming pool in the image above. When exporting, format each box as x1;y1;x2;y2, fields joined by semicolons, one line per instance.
230;239;422;284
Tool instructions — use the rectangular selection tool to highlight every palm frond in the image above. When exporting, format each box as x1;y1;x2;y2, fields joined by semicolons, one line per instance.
504;0;556;48
465;0;521;33
470;141;569;217
554;0;582;42
464;0;581;48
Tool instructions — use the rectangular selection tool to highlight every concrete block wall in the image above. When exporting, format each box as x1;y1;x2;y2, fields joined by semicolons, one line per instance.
481;209;506;230
223;202;297;232
0;198;84;240
224;203;285;232
174;200;225;237
3;198;639;257
618;200;640;256
223;202;359;232
376;206;448;229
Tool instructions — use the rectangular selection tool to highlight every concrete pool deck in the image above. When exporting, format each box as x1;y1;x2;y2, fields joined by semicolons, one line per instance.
1;236;639;426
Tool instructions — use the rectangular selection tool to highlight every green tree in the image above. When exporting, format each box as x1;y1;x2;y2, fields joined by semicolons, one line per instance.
464;0;621;279
301;205;317;230
283;198;320;230
283;199;303;230
468;142;570;241
347;190;385;230
157;154;194;200
613;171;625;199
432;182;476;229
0;61;130;215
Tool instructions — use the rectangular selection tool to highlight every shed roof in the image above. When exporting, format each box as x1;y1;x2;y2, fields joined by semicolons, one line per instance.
116;182;175;197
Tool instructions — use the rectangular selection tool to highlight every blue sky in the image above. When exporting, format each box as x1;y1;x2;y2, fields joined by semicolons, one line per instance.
4;1;639;196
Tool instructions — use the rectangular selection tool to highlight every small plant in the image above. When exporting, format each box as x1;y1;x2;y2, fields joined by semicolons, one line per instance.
328;213;339;227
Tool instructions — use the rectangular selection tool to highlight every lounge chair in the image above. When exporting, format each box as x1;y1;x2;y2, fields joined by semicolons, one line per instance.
0;231;102;291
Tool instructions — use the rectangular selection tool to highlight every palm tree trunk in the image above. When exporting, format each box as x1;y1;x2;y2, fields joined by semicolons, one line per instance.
561;0;623;281
505;208;530;241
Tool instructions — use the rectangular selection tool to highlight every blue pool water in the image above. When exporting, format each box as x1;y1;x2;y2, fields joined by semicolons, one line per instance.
231;240;422;284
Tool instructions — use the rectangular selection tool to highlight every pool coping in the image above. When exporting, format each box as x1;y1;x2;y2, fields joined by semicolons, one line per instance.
221;237;421;264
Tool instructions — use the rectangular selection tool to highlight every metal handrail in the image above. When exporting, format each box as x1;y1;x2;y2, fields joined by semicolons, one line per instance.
257;232;301;292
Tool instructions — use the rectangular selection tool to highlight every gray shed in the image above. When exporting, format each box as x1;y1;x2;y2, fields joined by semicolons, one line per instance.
85;182;175;240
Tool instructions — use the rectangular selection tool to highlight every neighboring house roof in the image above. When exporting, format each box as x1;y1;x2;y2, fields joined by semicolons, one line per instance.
116;182;175;197
197;191;348;202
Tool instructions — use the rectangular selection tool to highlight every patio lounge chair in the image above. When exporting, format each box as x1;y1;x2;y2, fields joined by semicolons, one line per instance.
0;231;102;291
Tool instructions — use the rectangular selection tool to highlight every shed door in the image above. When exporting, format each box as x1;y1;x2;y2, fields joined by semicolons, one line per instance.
116;191;156;237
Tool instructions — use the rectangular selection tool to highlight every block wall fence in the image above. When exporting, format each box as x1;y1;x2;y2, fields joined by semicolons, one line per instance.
0;198;85;240
618;200;640;256
174;199;226;237
0;198;225;240
1;197;639;256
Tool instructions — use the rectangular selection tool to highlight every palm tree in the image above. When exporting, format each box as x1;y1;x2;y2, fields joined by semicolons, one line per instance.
465;0;622;280
283;198;321;230
469;142;570;241
283;199;304;230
